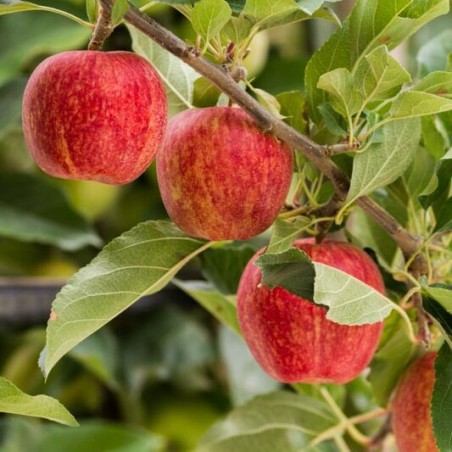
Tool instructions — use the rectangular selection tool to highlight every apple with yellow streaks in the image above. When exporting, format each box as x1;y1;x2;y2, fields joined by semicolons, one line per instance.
237;239;385;383
392;351;439;452
22;50;167;184
156;106;293;240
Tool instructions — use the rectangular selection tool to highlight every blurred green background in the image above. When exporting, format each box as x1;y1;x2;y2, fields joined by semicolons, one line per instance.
0;0;451;450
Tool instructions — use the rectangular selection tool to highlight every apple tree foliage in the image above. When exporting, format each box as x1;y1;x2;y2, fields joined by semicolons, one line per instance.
0;0;451;450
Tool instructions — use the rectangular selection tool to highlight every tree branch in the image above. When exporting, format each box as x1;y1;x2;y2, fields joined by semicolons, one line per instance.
99;0;427;277
88;2;114;51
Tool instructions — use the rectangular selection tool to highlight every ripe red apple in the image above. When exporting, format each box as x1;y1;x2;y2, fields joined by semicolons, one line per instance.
237;239;385;383
156;107;293;241
22;51;167;185
392;352;439;452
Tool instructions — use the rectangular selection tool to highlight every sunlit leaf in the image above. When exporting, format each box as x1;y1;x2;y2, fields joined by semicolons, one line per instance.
346;119;421;205
192;0;232;44
41;221;211;377
314;263;393;325
0;377;77;426
267;217;311;254
390;91;452;119
0;0;91;28
199;391;337;451
354;45;411;105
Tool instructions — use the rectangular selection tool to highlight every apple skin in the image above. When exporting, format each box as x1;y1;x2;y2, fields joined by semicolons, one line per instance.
237;239;385;383
392;352;439;452
22;50;167;185
156;107;293;240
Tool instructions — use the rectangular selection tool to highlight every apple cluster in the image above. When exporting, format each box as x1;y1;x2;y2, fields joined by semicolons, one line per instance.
22;50;293;241
23;50;438;449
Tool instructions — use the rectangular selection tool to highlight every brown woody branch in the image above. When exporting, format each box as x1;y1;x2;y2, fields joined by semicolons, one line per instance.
98;0;427;279
88;2;114;50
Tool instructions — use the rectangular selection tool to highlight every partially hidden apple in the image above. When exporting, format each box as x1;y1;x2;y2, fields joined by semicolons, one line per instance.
156;107;293;241
392;351;439;452
237;239;385;383
22;51;167;185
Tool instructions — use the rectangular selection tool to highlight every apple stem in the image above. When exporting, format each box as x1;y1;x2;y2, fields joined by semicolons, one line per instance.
88;1;113;51
102;0;429;280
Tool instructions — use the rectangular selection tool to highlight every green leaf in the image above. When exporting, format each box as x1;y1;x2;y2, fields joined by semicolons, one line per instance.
255;248;315;301
220;16;252;44
434;197;452;232
38;421;166;452
252;88;284;118
314;263;393;325
432;344;452;451
127;25;200;116
218;326;280;406
68;328;120;391
175;280;240;334
276;90;308;135
368;316;416;405
0;1;91;28
423;297;452;348
0;9;91;87
267;217;311;254
421;115;449;160
422;283;452;314
390;91;452;119
111;0;129;25
41;221;212;378
192;0;232;44
198;391;337;452
417;29;452;77
354;45;411;105
419;148;452;208
346;119;421;205
241;0;298;29
317;103;348;136
401;147;437;199
85;0;97;24
317;68;363;118
305;0;449;123
413;71;452;96
0;172;101;250
0;377;77;426
200;243;256;294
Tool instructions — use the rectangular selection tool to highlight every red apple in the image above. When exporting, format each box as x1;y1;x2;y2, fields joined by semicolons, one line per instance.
237;239;385;383
156;106;293;241
392;352;439;452
22;51;167;185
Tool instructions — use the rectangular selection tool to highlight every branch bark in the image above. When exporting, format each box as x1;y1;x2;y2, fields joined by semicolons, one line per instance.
98;0;427;277
88;2;113;50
